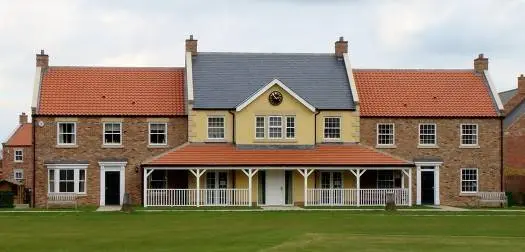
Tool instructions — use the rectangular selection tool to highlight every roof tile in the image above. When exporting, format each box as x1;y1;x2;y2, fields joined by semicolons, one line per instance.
38;67;185;115
144;143;411;166
5;123;32;146
353;69;498;117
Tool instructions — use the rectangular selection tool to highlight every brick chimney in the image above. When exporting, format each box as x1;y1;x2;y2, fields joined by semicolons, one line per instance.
185;35;197;56
19;112;28;125
474;53;488;73
36;49;49;68
519;74;525;95
335;36;348;58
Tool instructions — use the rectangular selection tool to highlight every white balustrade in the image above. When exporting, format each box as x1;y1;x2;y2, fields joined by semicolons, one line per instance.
145;188;249;207
306;188;409;206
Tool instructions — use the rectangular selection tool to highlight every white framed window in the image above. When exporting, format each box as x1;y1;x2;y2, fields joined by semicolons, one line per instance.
207;116;225;139
149;123;167;145
377;123;395;146
57;122;76;145
48;168;87;194
14;149;23;162
419;123;437;146
14;169;23;181
461;168;478;193
255;116;265;139
324;117;341;140
286;116;295;139
103;122;122;145
268;116;283;139
461;124;478;146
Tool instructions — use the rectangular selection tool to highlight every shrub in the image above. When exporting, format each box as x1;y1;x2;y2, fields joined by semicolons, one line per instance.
0;191;14;208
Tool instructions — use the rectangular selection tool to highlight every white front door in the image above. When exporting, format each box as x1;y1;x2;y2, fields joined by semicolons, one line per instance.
266;170;285;205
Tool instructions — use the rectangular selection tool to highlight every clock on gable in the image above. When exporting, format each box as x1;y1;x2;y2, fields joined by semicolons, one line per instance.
268;91;283;106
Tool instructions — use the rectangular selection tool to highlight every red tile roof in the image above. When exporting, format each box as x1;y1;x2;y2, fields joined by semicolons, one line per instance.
144;143;411;166
5;124;32;146
353;69;499;117
38;67;185;115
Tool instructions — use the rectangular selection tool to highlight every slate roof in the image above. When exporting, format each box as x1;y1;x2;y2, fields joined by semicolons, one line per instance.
143;143;412;166
4;123;32;146
499;89;518;105
192;53;355;110
354;69;499;117
38;67;185;116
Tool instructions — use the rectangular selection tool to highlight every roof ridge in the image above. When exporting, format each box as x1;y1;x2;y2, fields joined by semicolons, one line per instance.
49;66;184;70
353;68;474;72
199;52;334;56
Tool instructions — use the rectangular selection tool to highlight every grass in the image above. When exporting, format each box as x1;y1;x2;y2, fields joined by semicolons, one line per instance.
1;211;525;251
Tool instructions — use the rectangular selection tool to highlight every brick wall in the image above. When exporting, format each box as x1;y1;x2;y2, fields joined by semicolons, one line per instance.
1;145;33;190
33;116;187;207
360;117;502;206
504;114;525;194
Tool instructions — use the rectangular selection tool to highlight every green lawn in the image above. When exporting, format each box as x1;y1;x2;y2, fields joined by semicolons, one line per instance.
1;211;525;251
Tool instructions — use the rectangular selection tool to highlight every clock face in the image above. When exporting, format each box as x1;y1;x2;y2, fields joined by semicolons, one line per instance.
268;91;283;106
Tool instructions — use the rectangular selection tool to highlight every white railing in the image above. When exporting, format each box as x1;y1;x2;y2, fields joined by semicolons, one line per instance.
306;189;357;206
146;189;198;207
199;189;249;206
145;188;249;207
306;188;409;206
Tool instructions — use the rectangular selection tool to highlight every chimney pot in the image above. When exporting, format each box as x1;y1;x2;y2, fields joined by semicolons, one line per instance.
474;53;488;73
518;74;525;94
335;36;348;58
19;112;28;125
185;35;198;56
36;49;49;68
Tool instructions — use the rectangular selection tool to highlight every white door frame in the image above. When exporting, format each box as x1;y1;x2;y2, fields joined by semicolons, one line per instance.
415;162;441;206
99;161;127;206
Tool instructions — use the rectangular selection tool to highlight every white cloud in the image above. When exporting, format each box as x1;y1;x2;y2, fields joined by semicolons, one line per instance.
0;0;524;140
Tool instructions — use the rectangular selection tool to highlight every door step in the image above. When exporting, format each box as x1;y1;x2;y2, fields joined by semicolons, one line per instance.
96;206;122;212
261;206;303;211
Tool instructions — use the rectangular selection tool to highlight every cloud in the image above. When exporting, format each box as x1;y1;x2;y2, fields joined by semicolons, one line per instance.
0;0;524;140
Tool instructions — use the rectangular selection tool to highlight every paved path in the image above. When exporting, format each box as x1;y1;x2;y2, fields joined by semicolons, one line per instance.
96;206;122;212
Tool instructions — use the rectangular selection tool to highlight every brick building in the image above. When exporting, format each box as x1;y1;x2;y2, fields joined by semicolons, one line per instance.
354;54;504;207
500;74;525;196
1;113;33;205
31;51;187;207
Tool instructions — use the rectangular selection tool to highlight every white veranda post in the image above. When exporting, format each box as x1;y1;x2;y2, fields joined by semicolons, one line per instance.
297;168;314;206
190;169;206;207
402;168;412;207
143;168;155;207
350;168;366;207
241;169;259;206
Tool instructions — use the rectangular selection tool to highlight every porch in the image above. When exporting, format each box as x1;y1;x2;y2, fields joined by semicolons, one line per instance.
143;167;412;207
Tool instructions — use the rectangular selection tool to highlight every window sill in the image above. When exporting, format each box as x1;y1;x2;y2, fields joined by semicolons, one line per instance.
459;145;480;149
55;145;78;148
376;144;397;149
148;145;168;149
102;145;123;149
417;145;439;149
323;139;342;143
14;161;23;163
254;139;297;143
205;139;227;143
460;192;478;197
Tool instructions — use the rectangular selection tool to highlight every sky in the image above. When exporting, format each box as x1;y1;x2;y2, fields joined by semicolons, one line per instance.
1;0;524;141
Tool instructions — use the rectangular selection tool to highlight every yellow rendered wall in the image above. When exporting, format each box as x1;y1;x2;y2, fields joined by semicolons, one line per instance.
315;109;360;143
188;108;234;143
235;85;315;145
